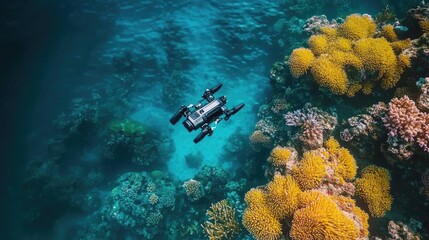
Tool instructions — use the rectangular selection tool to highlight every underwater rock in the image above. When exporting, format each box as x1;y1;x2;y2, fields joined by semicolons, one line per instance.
387;220;422;240
303;15;338;36
403;3;429;39
184;151;203;169
417;77;429;112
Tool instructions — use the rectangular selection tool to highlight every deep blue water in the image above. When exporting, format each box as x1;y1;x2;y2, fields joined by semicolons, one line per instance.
0;0;426;239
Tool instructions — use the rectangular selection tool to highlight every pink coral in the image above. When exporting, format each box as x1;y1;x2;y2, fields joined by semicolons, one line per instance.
382;96;425;142
300;119;324;149
416;114;429;152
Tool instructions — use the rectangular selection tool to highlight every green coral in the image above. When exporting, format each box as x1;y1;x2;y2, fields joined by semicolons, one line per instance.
109;119;147;136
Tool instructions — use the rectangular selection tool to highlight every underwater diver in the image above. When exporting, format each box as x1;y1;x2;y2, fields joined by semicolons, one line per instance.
169;83;245;143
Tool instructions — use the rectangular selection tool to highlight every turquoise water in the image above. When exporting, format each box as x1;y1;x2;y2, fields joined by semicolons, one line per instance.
1;0;428;239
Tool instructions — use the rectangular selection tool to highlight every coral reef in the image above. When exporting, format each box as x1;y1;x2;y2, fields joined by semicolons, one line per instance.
382;96;429;158
290;191;360;240
103;120;170;167
288;13;412;96
202;199;240;240
102;172;176;239
355;165;392;218
387;221;422;240
242;189;282;240
243;140;368;239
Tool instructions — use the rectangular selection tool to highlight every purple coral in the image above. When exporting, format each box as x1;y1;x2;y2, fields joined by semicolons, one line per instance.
284;104;337;149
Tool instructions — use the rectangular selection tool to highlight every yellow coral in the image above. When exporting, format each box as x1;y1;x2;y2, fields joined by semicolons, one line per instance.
339;14;376;40
419;20;429;33
297;190;326;209
293;151;327;190
328;51;362;69
354;37;401;89
290;192;359;240
330;195;369;238
335;148;358;182
397;53;411;70
289;48;315;78
310;57;348;95
265;175;302;220
354;38;396;73
329;37;352;52
355;165;393;217
308;35;329;55
202;200;240;240
242;203;282;240
268;146;292;167
244;188;266;208
320;27;337;39
381;24;398;42
390;39;411;54
324;137;340;153
243;188;282;240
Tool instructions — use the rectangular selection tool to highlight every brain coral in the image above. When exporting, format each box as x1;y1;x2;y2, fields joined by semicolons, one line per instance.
355;165;393;217
290;191;359;240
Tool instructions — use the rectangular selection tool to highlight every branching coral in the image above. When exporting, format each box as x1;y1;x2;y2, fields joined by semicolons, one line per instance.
382;96;429;154
284;104;337;150
202;199;240;240
290;191;360;240
419;20;429;33
355;165;393;217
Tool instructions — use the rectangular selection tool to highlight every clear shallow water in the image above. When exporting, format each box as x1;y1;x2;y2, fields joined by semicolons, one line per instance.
1;0;426;239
